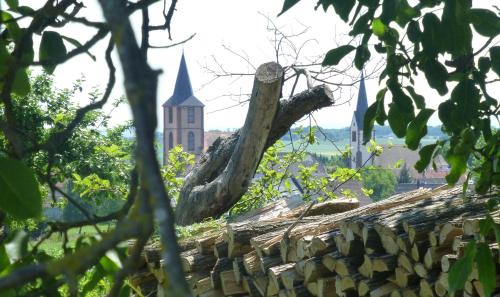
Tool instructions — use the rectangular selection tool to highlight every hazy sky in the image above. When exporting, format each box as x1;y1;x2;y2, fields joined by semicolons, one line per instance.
8;0;500;130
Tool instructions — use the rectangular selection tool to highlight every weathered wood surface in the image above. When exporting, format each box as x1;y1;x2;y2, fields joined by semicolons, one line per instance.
137;186;500;297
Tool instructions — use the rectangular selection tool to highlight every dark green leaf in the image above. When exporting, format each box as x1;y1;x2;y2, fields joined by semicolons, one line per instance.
331;0;356;22
388;103;409;138
279;0;301;16
415;143;437;172
354;44;370;70
0;158;42;219
490;47;500;76
479;216;494;237
478;57;491;74
405;86;425;109
405;108;434;150
476;243;496;297
407;20;421;43
421;13;442;57
13;6;35;16
39;31;67;74
448;240;476;293
450;79;480;122
470;9;500;38
380;0;396;25
422;59;448;95
6;0;18;9
0;245;9;272
438;100;461;133
1;12;21;42
441;0;472;57
372;18;386;36
363;102;378;144
322;45;356;66
12;68;30;97
61;36;96;61
0;40;11;76
351;11;372;36
394;0;419;28
375;88;388;125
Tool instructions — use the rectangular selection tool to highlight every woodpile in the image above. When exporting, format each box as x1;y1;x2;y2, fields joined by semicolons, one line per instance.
131;186;500;297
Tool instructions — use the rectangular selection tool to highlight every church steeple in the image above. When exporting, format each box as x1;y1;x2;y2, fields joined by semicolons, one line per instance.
163;53;202;107
354;72;368;126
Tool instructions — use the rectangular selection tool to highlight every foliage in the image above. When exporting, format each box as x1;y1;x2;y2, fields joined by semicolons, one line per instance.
361;166;397;201
161;145;195;204
280;0;499;194
230;129;366;216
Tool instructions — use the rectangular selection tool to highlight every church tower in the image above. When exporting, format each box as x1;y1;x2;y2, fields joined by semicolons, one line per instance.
349;72;373;168
163;53;204;164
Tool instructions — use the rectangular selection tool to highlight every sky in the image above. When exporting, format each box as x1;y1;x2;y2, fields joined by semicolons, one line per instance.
6;0;500;131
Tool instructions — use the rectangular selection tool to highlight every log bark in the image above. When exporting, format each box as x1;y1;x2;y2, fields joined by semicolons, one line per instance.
175;68;335;225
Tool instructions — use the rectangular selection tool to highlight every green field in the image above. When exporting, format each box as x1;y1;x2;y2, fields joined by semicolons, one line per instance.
280;136;440;156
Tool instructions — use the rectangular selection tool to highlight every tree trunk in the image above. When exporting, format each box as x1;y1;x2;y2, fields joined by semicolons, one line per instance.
175;64;335;225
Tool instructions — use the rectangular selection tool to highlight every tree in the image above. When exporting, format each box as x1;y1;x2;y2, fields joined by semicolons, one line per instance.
0;1;346;295
361;166;397;201
398;163;413;184
278;1;499;295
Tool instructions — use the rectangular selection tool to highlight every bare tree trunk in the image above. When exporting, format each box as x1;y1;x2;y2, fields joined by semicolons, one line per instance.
175;71;335;225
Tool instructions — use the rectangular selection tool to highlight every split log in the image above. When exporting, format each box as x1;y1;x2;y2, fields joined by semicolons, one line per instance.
306;282;317;295
268;263;300;290
243;251;261;276
181;249;217;273
195;277;213;296
304;257;330;283
210;258;233;290
233;258;246;284
220;270;246;296
397;253;415;274
317;277;338;297
242;276;261;297
322;251;341;272
214;239;228;258
260;255;282;274
394;267;418;288
334;234;364;257
197;234;221;255
335;256;363;277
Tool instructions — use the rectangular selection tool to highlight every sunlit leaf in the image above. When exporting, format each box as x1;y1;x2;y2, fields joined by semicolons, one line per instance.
476;243;496;297
449;240;475;293
0;158;42;219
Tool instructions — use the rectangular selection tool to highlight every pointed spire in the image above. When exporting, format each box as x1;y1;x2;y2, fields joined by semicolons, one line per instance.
163;52;197;106
354;71;368;127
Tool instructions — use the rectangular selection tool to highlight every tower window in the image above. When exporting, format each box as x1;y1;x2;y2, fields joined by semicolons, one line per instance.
188;131;195;151
188;107;195;123
352;131;357;142
168;107;173;123
168;132;174;149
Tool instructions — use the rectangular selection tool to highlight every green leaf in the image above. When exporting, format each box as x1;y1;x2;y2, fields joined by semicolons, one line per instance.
490;47;500;76
405;86;425;109
394;0;419;28
1;12;21;42
61;36;96;61
441;0;472;58
421;13;442;57
450;79;480;123
422;59;448;95
446;153;467;185
415;143;437;172
372;18;386;37
380;0;396;25
363;102;378;144
351;11;372;36
6;0;18;9
39;31;67;74
12;68;30;97
375;88;388;125
354;44;370;70
405;108;434;150
322;45;355;66
0;246;9;272
330;0;356;22
407;20;421;43
478;57;491;74
449;240;476;293
387;103;409;138
476;243;496;297
0;158;42;219
278;0;301;16
470;9;500;38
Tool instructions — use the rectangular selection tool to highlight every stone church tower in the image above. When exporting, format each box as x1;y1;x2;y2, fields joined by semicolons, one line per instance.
163;53;204;164
349;72;374;168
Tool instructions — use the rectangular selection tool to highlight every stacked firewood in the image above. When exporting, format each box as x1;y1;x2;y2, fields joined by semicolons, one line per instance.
133;186;500;297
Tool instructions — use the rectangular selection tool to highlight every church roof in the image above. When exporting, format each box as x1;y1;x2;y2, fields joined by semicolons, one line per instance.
354;72;368;127
163;53;204;107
